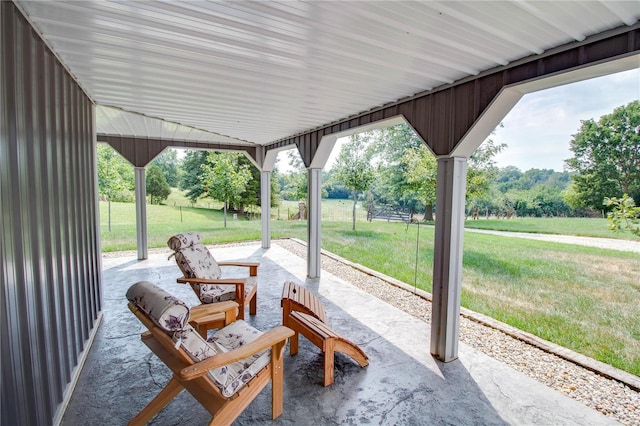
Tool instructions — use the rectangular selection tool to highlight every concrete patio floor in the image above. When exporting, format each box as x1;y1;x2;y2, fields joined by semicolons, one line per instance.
61;242;617;425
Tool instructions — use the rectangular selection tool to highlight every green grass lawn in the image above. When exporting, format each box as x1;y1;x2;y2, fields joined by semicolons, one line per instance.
100;201;307;250
318;221;640;376
100;197;640;376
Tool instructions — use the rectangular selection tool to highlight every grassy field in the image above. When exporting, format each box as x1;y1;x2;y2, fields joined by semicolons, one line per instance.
100;194;364;250
319;221;639;376
100;195;640;376
100;201;304;251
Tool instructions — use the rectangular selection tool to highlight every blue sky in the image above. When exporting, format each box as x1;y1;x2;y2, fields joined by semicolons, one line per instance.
492;68;639;172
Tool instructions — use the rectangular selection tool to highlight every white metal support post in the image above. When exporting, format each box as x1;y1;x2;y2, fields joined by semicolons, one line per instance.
134;167;148;260
430;157;467;362
260;170;271;249
307;168;322;278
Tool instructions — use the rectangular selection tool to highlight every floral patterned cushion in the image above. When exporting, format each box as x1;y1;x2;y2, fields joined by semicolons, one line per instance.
168;232;223;280
199;276;257;304
126;281;190;331
167;232;202;251
207;320;271;397
174;320;270;398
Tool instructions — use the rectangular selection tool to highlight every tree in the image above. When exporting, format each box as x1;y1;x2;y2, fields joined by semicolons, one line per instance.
565;100;640;211
604;194;640;237
333;134;376;230
235;154;260;211
368;124;424;210
352;123;504;220
323;168;351;199
495;166;523;192
277;149;330;202
179;150;209;202
200;152;251;227
466;138;506;209
151;149;180;187
278;150;308;201
402;145;437;220
490;166;575;217
146;164;171;204
96;144;134;202
280;171;308;201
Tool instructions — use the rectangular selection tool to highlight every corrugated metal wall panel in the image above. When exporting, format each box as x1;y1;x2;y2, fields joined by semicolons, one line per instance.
1;3;102;425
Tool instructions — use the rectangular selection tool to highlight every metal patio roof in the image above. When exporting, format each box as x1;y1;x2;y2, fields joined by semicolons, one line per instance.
15;1;640;147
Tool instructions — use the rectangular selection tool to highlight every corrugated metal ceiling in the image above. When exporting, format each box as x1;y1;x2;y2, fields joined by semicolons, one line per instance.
16;1;640;146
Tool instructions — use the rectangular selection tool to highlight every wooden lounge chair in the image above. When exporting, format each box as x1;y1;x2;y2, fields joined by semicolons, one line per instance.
281;281;369;386
126;281;293;426
168;232;259;320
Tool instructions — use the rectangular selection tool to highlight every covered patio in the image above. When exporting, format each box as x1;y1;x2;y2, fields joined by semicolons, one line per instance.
62;242;615;425
2;2;639;425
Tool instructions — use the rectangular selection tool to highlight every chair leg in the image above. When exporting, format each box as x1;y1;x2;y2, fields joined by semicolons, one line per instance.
224;306;237;326
197;326;207;339
249;293;257;316
289;332;299;356
128;377;183;426
271;340;287;419
323;339;335;387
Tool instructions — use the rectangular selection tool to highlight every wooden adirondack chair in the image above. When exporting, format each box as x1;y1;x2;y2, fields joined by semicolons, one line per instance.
168;232;259;320
126;281;293;425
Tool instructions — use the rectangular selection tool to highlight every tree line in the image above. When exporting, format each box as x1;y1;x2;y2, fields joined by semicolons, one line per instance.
97;100;639;231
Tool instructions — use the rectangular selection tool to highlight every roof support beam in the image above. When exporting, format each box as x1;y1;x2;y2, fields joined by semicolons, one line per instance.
265;24;639;158
97;135;257;168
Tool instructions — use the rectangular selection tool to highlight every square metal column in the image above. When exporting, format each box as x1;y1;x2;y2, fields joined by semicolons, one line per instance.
307;168;322;278
430;157;467;362
134;167;148;260
261;170;271;249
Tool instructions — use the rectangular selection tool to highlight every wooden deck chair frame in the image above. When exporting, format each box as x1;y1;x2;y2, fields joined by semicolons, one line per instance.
177;261;258;320
281;281;368;386
168;232;259;320
128;303;293;426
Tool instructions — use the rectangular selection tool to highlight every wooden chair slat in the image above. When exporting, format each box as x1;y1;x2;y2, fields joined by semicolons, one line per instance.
281;282;368;386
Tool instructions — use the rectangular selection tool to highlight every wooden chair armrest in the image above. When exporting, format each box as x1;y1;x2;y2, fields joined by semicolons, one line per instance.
189;301;239;320
177;277;247;285
217;261;259;268
217;261;259;276
179;326;295;380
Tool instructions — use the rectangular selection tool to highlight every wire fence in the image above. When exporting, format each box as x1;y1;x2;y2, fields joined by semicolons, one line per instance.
271;199;369;222
101;198;409;236
99;199;372;236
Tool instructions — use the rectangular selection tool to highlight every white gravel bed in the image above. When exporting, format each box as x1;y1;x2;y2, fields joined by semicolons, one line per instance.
275;239;640;426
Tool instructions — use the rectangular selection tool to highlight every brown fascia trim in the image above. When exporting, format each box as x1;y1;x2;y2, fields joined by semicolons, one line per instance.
263;23;640;154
